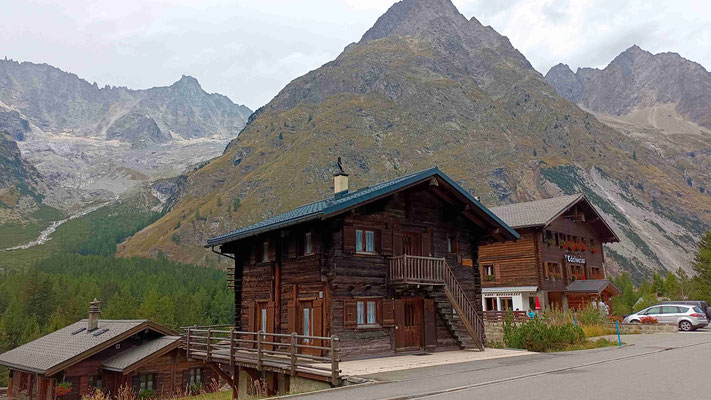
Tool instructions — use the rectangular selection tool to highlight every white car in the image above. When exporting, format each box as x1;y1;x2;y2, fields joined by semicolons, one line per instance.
623;304;708;331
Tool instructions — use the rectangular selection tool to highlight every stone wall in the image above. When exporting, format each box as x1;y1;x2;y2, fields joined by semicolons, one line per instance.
484;322;506;344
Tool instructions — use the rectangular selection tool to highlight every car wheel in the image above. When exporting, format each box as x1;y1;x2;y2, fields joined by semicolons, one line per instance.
630;320;640;324
679;320;693;331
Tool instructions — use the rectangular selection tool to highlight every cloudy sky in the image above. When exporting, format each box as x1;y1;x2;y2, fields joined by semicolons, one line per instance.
2;0;710;110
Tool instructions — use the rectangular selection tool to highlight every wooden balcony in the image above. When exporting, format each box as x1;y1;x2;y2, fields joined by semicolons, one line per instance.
389;255;445;285
183;326;340;385
483;311;528;323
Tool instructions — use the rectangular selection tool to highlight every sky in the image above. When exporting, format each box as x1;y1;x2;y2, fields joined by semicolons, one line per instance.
1;0;710;111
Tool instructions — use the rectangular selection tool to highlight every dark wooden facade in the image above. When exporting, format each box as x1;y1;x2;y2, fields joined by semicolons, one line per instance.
479;195;620;312
215;170;517;359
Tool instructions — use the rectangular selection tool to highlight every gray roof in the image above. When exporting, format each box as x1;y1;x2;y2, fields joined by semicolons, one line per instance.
102;336;181;373
207;167;519;246
490;194;584;229
565;279;621;294
0;320;152;375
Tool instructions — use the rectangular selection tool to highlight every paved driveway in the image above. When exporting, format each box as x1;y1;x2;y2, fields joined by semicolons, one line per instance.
288;329;711;400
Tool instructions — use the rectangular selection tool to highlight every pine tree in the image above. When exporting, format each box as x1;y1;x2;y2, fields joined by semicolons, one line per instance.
677;267;690;299
651;272;665;297
663;273;681;300
691;231;711;302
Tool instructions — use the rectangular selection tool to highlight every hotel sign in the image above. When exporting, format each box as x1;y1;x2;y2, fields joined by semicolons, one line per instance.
565;254;586;264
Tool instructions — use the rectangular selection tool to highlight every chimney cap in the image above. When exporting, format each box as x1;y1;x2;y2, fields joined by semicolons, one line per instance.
333;157;349;177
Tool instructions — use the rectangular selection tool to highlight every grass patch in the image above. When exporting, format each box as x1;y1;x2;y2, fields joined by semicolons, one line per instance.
177;391;231;400
0;204;65;248
581;324;618;338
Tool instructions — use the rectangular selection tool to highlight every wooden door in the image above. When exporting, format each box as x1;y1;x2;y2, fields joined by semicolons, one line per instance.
297;300;322;355
402;232;422;256
395;298;423;350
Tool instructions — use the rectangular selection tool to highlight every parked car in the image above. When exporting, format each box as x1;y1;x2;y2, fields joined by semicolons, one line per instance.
623;304;709;331
662;300;711;320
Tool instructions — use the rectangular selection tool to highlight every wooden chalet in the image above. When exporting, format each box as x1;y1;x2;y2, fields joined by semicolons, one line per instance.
203;164;518;375
478;194;621;314
0;300;213;400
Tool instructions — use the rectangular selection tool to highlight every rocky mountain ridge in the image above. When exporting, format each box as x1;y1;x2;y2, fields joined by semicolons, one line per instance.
0;60;252;146
117;0;711;280
545;45;711;129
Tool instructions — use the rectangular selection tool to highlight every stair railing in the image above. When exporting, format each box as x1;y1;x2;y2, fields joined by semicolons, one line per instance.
441;261;485;351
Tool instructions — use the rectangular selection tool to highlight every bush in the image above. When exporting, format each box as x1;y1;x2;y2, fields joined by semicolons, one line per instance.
232;198;241;212
640;316;658;324
503;314;585;352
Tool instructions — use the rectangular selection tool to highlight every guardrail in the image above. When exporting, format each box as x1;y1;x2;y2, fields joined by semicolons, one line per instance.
183;327;340;385
483;311;528;322
389;255;445;284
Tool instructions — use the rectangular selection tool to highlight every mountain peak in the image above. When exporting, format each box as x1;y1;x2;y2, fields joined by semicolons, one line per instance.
171;75;203;90
360;0;462;43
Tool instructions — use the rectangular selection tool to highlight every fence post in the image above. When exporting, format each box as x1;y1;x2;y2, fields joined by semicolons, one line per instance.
230;328;235;368
206;329;212;362
330;336;339;386
616;322;622;348
257;330;263;371
290;332;297;375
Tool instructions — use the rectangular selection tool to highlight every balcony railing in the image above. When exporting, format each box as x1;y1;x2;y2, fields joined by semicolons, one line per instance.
389;255;445;285
183;326;340;385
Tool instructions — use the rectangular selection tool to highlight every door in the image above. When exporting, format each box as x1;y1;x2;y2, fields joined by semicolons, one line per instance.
402;232;422;256
395;298;423;350
297;299;322;355
500;297;514;311
660;306;682;324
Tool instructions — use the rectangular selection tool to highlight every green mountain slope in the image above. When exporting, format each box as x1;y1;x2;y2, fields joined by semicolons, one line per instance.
118;0;710;281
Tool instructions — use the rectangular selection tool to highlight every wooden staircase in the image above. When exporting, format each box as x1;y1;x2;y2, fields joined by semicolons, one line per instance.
389;255;485;351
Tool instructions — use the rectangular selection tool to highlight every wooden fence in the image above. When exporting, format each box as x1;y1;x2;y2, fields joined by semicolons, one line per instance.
483;311;528;323
183;327;340;385
389;255;445;285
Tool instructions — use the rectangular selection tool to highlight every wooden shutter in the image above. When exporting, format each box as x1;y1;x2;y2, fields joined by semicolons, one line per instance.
343;299;358;328
423;299;437;349
312;230;321;254
247;303;256;348
313;299;323;353
381;227;393;255
266;302;275;350
422;228;433;256
393;228;403;256
287;300;297;334
495;265;501;282
382;299;395;327
343;225;356;254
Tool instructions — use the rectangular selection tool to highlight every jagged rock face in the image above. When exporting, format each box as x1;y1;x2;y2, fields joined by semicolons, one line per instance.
0;132;30;188
0;61;252;145
545;45;711;128
105;110;170;146
119;0;711;281
0;109;30;141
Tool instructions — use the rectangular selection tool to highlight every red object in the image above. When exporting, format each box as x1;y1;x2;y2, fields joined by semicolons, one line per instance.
691;313;704;318
535;296;541;310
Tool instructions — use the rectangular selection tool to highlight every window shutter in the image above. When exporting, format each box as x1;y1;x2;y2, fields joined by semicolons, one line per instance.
423;299;437;349
288;235;297;258
393;228;403;256
495;265;501;282
343;225;356;254
381;227;393;255
247;303;256;348
266;302;275;350
313;298;323;353
343;299;357;328
382;299;395;327
287;301;297;334
312;231;320;254
422;228;433;256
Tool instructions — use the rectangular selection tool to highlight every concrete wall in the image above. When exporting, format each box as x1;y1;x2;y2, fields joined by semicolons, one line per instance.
237;370;331;400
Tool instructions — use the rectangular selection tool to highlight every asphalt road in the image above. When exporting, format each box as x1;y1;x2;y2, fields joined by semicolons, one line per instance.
294;329;711;400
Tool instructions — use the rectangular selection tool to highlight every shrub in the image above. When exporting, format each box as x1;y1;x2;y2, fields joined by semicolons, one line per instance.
503;314;585;352
640;316;658;324
56;382;73;397
171;233;181;244
232;198;242;212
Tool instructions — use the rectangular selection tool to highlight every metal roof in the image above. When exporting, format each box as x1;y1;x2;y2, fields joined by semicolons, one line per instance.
565;279;622;294
102;336;181;373
207;167;519;247
0;320;150;375
482;286;538;294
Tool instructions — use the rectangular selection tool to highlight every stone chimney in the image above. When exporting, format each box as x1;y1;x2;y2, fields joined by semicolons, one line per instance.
333;157;349;197
88;298;100;331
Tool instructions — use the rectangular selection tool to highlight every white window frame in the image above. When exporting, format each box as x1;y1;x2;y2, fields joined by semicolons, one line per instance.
356;299;380;327
262;241;269;262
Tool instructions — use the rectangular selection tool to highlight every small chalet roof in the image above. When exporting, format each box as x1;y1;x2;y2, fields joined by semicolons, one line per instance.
207;167;519;247
565;279;622;295
102;336;181;373
490;194;619;242
0;320;173;376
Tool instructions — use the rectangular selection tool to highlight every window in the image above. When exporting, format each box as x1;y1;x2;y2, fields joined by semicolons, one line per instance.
140;374;155;392
645;306;662;315
304;232;312;255
447;237;452;253
261;308;267;332
355;229;376;253
447;236;457;253
262;241;269;262
188;369;202;386
303;307;311;337
356;299;380;327
485;297;497;311
89;376;102;390
546;262;561;278
662;306;680;314
501;297;513;311
483;264;494;278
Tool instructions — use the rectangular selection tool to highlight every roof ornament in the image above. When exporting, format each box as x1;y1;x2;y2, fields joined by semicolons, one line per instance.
334;156;349;177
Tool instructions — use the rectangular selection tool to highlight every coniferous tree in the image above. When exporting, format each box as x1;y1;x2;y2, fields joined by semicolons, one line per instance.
691;231;711;302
